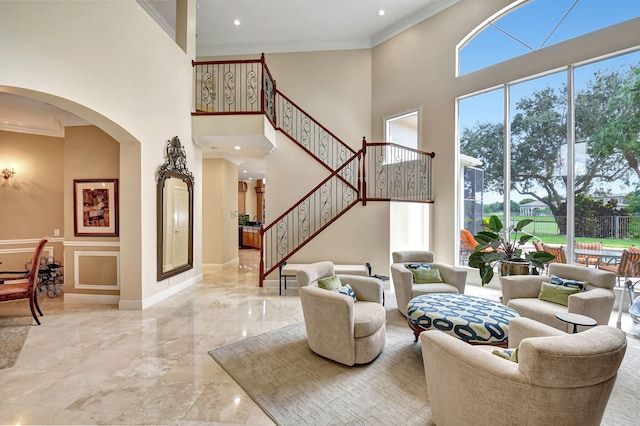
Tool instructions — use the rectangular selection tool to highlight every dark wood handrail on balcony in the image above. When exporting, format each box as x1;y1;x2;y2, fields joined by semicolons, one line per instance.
192;55;435;287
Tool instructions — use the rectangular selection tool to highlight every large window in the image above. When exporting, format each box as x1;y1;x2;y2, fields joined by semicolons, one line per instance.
509;72;568;245
458;50;640;266
459;89;503;246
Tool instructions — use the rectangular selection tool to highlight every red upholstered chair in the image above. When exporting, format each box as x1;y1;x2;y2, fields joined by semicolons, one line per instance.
0;238;48;325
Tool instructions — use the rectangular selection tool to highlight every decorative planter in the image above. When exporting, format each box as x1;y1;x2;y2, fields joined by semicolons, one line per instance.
499;259;531;277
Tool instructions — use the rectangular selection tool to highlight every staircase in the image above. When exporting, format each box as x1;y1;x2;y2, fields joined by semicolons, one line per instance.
192;55;435;285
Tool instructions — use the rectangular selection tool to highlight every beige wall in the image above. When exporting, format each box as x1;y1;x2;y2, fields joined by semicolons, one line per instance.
0;130;64;240
0;130;64;272
202;158;238;266
244;180;258;220
1;0;200;308
371;0;640;265
266;50;372;149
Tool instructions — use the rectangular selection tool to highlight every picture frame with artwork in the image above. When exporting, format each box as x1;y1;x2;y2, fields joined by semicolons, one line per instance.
73;179;119;237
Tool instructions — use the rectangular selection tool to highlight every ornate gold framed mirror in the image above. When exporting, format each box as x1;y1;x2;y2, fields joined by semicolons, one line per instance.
157;136;194;280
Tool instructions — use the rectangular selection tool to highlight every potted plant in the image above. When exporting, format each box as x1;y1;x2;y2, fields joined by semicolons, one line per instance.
468;215;555;286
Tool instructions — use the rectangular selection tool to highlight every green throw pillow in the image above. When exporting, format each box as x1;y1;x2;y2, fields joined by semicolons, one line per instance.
317;275;341;290
412;267;443;284
538;281;581;306
492;347;519;363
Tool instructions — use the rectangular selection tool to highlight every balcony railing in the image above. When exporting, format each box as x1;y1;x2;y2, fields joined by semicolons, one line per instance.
363;142;434;203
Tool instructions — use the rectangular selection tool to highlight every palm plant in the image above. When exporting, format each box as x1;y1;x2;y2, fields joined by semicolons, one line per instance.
468;215;555;285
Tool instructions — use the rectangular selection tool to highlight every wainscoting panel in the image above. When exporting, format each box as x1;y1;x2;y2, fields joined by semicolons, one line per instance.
74;251;120;290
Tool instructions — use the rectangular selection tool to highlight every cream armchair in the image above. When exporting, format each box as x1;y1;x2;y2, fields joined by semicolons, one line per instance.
296;261;386;366
501;263;616;332
421;317;627;426
390;251;467;317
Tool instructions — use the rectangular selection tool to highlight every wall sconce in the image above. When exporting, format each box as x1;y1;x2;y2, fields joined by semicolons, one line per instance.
2;165;15;180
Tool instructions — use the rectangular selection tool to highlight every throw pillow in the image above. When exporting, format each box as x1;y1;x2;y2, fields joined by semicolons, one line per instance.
405;263;431;270
549;275;587;291
412;267;443;284
335;284;357;301
492;347;519;363
538;281;581;306
317;275;341;291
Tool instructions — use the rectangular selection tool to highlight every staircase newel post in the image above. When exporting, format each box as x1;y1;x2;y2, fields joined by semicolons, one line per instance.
361;136;367;206
259;225;265;287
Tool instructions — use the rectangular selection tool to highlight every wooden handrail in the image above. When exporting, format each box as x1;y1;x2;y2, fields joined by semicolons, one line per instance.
366;141;435;158
275;90;356;155
192;59;262;66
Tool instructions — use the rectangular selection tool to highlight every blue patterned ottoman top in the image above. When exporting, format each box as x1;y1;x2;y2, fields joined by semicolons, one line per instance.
407;293;519;344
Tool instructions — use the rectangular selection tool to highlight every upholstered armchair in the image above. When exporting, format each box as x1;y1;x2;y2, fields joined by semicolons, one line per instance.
501;263;616;332
390;251;467;317
421;317;627;426
296;261;386;366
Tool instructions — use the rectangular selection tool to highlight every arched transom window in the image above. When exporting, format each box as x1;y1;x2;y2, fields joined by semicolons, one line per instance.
458;0;640;76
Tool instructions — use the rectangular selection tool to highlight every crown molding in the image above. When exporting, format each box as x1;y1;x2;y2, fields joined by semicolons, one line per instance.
137;0;176;41
197;39;372;57
0;117;64;138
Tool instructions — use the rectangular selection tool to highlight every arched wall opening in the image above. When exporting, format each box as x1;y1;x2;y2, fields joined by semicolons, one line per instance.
0;86;143;305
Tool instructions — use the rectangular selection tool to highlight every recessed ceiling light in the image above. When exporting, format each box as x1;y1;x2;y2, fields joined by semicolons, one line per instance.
243;170;247;173
233;19;241;26
234;145;241;150
378;10;385;16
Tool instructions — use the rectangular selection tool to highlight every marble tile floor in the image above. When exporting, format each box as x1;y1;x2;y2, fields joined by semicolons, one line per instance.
0;250;638;425
0;250;301;425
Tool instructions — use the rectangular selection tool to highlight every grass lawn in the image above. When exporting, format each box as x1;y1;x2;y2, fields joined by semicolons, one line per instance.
539;235;639;249
490;214;639;249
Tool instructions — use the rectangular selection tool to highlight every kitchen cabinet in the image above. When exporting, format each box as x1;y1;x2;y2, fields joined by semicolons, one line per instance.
241;226;261;249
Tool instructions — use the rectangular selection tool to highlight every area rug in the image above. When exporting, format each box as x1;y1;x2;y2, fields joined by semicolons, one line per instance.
208;309;431;426
0;319;31;370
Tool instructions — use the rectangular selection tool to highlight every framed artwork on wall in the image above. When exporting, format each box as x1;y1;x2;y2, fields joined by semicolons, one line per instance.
73;178;119;237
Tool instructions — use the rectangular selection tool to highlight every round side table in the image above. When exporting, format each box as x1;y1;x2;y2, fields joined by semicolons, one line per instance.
555;312;597;333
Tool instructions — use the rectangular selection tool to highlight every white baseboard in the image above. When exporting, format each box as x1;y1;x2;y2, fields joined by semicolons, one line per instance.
203;257;239;269
118;273;203;310
64;293;120;305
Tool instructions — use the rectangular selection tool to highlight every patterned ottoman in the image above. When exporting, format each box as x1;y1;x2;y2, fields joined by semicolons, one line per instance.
407;293;519;347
